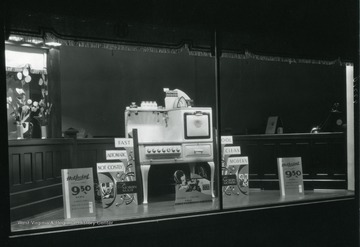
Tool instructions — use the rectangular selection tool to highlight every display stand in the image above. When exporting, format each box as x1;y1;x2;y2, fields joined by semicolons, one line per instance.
277;157;304;197
221;136;249;207
96;137;139;215
61;168;96;220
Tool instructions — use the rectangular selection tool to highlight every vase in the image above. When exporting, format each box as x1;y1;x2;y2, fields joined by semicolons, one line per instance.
41;125;48;139
16;123;23;139
17;122;33;139
22;122;33;139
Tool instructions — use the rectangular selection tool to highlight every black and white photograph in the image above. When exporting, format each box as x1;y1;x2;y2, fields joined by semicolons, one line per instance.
0;0;359;246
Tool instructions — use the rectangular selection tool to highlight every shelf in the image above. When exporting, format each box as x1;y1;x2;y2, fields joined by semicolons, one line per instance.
10;189;354;233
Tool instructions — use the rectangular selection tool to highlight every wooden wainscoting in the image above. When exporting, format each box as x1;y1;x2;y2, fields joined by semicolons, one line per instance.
233;132;347;190
8;133;347;221
8;139;74;220
8;138;117;221
9;139;74;219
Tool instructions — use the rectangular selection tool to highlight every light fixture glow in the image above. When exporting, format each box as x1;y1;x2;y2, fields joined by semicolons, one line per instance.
8;35;24;42
30;38;43;45
45;41;62;47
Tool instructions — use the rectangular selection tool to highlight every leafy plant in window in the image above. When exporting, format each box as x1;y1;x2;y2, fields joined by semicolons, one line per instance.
7;88;38;125
7;66;39;127
33;74;52;126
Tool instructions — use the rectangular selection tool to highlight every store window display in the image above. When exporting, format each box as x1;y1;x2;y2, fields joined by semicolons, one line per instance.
2;2;358;246
5;34;354;235
7;39;221;233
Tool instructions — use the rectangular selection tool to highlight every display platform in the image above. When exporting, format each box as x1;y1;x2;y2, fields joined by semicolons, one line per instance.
10;189;354;233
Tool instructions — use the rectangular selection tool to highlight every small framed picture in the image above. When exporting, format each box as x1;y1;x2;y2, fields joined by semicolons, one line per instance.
265;116;278;134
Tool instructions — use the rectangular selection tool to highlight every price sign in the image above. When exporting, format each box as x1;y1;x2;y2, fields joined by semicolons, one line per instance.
71;185;92;195
277;157;304;196
285;170;302;178
61;168;96;219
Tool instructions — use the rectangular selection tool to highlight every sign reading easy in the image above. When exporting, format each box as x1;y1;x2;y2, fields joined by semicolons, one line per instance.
114;138;133;148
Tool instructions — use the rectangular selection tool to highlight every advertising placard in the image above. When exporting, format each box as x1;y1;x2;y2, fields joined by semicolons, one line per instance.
97;162;138;209
174;171;212;204
222;156;249;198
221;136;233;145
114;138;133;148
221;138;249;207
61;168;96;220
277;157;304;197
223;146;241;156
106;150;128;161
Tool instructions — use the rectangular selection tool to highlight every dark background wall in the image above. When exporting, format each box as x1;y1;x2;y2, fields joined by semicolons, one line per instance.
60;46;346;137
60;46;216;137
220;59;346;134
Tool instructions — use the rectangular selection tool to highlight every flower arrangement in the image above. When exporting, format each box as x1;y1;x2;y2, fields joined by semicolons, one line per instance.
7;65;36;126
7;64;52;139
7;88;38;126
33;74;52;126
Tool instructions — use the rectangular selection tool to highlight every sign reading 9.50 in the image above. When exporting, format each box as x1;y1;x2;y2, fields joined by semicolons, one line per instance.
285;170;302;178
71;185;92;196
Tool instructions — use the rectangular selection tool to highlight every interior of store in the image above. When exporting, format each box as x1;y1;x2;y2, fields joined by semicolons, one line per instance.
2;1;358;246
5;40;353;230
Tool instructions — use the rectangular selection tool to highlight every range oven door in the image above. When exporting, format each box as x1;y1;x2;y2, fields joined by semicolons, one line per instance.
184;111;211;139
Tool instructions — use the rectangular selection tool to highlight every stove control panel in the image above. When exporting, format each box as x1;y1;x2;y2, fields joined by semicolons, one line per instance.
145;145;182;155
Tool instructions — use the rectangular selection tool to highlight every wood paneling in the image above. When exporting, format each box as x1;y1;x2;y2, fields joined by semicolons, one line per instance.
233;132;346;190
10;154;21;186
44;151;54;179
8;139;74;220
8;133;347;220
8;138;116;220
